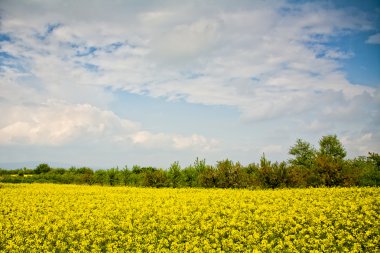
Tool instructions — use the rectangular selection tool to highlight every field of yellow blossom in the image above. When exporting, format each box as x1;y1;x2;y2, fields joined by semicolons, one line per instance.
0;184;379;252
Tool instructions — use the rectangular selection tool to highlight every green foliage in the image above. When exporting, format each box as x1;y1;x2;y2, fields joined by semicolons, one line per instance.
288;139;316;168
181;166;198;187
315;154;343;187
120;166;132;186
107;168;119;186
318;135;346;161
368;152;380;169
198;165;217;188
287;165;309;187
168;161;182;188
94;170;108;186
357;153;380;186
312;135;347;187
257;154;289;188
215;159;243;188
34;163;51;174
143;169;167;188
132;165;142;174
50;168;66;175
193;157;207;173
257;154;275;188
0;136;378;189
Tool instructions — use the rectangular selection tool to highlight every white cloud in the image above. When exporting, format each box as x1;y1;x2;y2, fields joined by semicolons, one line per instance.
130;131;219;151
366;33;380;44
0;0;379;165
1;0;374;119
150;18;222;65
0;101;218;152
0;101;137;145
324;49;354;59
304;120;332;133
260;145;283;155
173;134;219;151
342;132;380;157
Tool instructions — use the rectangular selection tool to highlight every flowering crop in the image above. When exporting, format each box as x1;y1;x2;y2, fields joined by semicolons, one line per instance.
0;184;379;252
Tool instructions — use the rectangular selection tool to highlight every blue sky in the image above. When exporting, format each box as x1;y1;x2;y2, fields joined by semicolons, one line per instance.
0;0;379;169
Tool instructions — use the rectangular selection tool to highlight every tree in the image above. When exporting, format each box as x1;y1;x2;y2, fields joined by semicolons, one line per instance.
273;161;289;187
315;135;346;186
94;170;108;186
342;157;367;186
215;159;233;188
257;154;276;188
315;155;343;186
107;168;119;186
368;152;380;169
78;167;94;185
51;168;66;175
168;161;182;188
242;163;261;188
198;166;217;188
129;165;144;186
182;166;198;187
358;152;380;186
318;135;346;161
34;163;51;174
132;165;142;174
288;139;316;168
193;157;207;173
121;166;132;186
215;159;243;188
143;169;167;188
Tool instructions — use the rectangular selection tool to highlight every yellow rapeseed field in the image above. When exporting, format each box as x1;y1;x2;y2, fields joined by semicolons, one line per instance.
0;184;379;252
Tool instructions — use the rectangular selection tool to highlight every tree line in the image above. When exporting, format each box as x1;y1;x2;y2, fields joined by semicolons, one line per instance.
1;135;379;188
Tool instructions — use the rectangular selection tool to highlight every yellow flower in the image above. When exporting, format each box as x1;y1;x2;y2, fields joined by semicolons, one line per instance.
0;184;378;252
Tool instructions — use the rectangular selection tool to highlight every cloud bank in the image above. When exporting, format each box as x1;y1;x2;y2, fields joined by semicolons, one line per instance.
0;0;379;167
